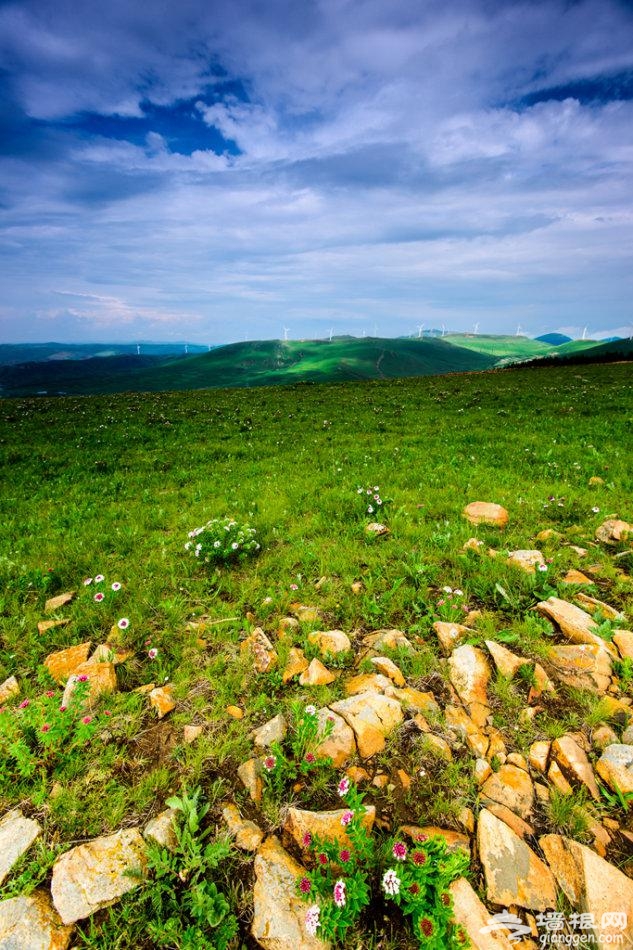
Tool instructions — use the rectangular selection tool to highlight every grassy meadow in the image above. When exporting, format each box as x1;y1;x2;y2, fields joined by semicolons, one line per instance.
1;361;632;946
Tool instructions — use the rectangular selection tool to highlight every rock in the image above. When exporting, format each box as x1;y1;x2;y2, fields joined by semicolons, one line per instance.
622;725;633;744
433;621;473;654
0;808;42;885
282;647;309;683
89;644;133;665
284;806;375;851
540;834;633;945
144;809;178;852
596;744;633;794
252;836;329;949
536;529;562;542
226;705;244;719
536;597;615;652
0;675;20;704
362;629;414;654
278;616;300;638
370;656;406;686
475;758;493;784
51;828;147;925
552;735;600;800
238;757;263;803
314;708;356;767
365;522;389;536
562;570;593;585
478;809;557;910
421;734;453;760
507;550;545;574
614;630;633;661
449;877;516;949
44;643;92;684
481;764;534;819
133;682;155;695
0;890;73;950
506;752;528;771
396;768;412;789
529;741;550;773
458;807;476;834
44;592;75;613
463;502;509;527
222;804;264;851
589;476;605;486
399;825;470;853
292;605;321;623
445;705;489;758
596;519;632;545
307;630;351;656
485;641;530;680
387;686;439;716
530;663;556;698
240;628;278;673
600;695;633;725
61;661;117;708
546;644;612;693
486;803;534;840
575;593;623;621
344;673;392;695
330;693;403;758
548;761;574;795
183;724;203;744
148;684;175;718
592;725;618;750
299;658;336;686
448;645;491;726
463;537;486;551
37;618;70;636
252;713;287;748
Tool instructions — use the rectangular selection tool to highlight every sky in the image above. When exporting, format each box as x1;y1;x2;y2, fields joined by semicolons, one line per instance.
1;0;632;344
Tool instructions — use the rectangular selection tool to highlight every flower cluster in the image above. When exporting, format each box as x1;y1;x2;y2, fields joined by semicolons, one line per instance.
434;586;469;622
184;517;260;565
356;484;385;517
261;702;334;800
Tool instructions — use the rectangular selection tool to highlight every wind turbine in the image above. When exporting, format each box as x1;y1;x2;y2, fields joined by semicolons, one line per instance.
136;344;140;355
283;327;289;342
417;323;425;339
515;324;523;337
441;324;446;337
328;328;334;342
473;322;480;335
184;343;188;354
582;327;588;340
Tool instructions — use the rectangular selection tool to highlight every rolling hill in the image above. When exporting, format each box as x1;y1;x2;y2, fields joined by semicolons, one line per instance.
443;333;553;360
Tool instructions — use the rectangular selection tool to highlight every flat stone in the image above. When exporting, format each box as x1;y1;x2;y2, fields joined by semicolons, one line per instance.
596;744;633;794
596;519;632;545
44;643;91;684
421;734;453;760
183;724;203;744
552;735;600;800
370;656;406;686
89;644;133;665
61;660;117;708
362;628;414;653
562;570;593;585
148;684;175;718
463;502;509;527
222;804;264;851
292;605;322;623
330;692;403;759
449;877;515;949
548;761;573;795
45;592;75;613
282;647;309;683
251;836;329;949
506;752;528;771
485;640;530;679
299;658;336;686
475;758;492;784
433;621;473;654
529;741;550;773
314;708;356;767
486;803;534;840
575;593;623;621
0;890;73;950
226;705;244;719
51;828;147;925
307;630;351;656
387;686;439;716
144;809;178;852
284;806;375;851
238;757;263;803
37;618;69;636
240;628;278;673
365;521;389;536
278;616;300;638
592;725;618;750
478;808;557;910
540;834;633;945
537;597;615;652
399;825;471;854
0;675;20;704
481;764;534;819
546;643;612;693
507;549;545;573
0;808;42;885
614;630;633;661
252;713;288;748
445;705;489;758
448;645;491;725
344;673;392;695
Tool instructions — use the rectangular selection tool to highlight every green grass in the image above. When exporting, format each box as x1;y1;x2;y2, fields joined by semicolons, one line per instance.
0;360;631;946
444;333;553;360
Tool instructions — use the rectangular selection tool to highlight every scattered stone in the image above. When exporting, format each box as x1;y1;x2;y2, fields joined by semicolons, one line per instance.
485;640;530;679
529;741;550;773
536;529;562;542
614;630;633;661
0;675;20;704
486;803;534;840
299;658;336;686
346;765;370;784
449;877;516;949
547;761;574;795
362;628;414;654
445;705;489;758
282;647;309;683
308;630;351;656
237;758;263;804
278;617;300;638
507;550;545;573
226;705;244;719
45;592;75;614
344;673;392;695
365;522;389;536
44;643;91;684
463;537;486;551
330;693;403;758
463;502;509;527
546;643;612;693
148;684;175;719
183;724;203;744
252;714;287;749
540;834;633;945
89;644;133;665
144;809;178;852
252;836;329;949
575;593;623;621
37;618;70;636
370;656;405;686
292;605;322;623
596;744;633;794
536;597;614;651
433;621;473;654
592;725;618;750
600;694;633;725
314;708;356;767
562;569;593;585
478;808;557;910
568;545;588;557
241;628;278;673
133;682;155;695
552;735;600;800
51;828;147;925
448;645;491;726
475;758;493;784
596;519;632;546
0;890;73;950
388;686;439;716
61;661;116;708
284;806;375;851
350;581;363;595
481;764;535;819
222;804;264;852
372;772;389;788
399;825;470;854
589;476;605;486
396;768;412;790
0;808;42;885
421;733;454;761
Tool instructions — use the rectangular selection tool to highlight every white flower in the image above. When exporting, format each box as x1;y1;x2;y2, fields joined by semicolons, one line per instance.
305;905;320;937
442;586;453;593
454;588;463;596
231;542;239;550
367;505;374;513
214;540;221;548
305;704;317;716
382;868;400;896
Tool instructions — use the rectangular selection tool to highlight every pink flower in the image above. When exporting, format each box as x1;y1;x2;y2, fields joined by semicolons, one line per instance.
333;879;346;908
103;710;112;716
117;618;129;630
299;877;311;894
18;699;29;709
392;841;407;861
317;853;328;865
339;849;351;863
340;810;353;827
148;648;158;660
290;583;299;590
263;755;276;771
338;777;350;796
94;574;105;583
302;832;312;848
81;716;92;725
305;905;320;937
412;850;427;866
111;582;122;591
41;723;51;733
83;577;93;586
304;752;316;764
45;690;55;698
59;705;67;712
77;675;89;683
94;592;104;602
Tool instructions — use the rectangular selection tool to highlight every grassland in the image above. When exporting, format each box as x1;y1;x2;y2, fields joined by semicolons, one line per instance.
0;361;632;946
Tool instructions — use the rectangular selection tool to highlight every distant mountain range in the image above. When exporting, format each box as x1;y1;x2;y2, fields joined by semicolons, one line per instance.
0;334;629;397
0;342;209;366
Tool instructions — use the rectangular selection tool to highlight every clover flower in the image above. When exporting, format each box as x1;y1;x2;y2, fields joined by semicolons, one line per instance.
81;716;92;725
83;577;93;586
339;849;351;863
420;918;434;937
340;810;353;827
304;752;316;764
148;648;158;660
382;868;400;896
392;841;407;861
299;877;311;894
302;832;312;848
41;723;51;733
317;852;328;865
111;582;122;591
412;850;427;866
338;777;350;797
592;506;600;513
263;755;276;771
305;905;320;937
537;563;548;572
333;879;346;907
305;704;317;716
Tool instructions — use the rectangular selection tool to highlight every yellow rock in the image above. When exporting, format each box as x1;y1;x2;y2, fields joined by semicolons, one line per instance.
463;502;509;527
299;658;336;686
226;705;244;719
44;591;75;614
148;684;175;719
44;642;91;684
61;660;116;707
281;647;309;683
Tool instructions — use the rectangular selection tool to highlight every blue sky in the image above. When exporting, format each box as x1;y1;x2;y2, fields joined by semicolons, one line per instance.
1;0;632;344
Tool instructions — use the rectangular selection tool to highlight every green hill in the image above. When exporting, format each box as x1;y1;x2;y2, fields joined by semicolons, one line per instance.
0;337;496;397
444;334;552;360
